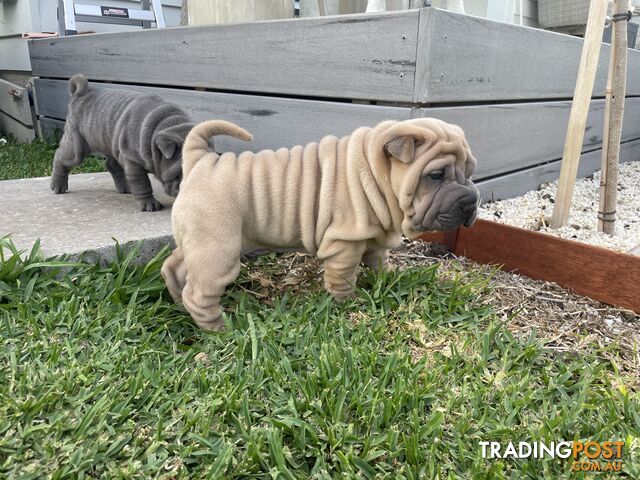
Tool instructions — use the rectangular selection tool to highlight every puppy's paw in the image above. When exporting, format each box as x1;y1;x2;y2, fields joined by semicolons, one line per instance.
365;261;395;274
197;318;226;332
50;175;69;194
138;198;164;212
326;285;357;301
379;261;396;273
191;310;226;332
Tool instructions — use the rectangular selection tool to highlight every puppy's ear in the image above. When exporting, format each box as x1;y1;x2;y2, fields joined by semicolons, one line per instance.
156;136;176;160
152;123;195;182
384;136;415;163
153;122;195;160
161;160;183;183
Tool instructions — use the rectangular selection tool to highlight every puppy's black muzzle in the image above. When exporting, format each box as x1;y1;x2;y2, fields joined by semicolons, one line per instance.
434;188;479;231
411;181;480;232
164;179;181;197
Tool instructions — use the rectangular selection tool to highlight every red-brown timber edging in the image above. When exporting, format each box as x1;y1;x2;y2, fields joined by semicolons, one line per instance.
418;219;640;314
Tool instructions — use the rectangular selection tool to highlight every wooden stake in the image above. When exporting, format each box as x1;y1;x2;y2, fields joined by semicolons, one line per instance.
550;0;608;228
598;22;616;232
598;0;628;235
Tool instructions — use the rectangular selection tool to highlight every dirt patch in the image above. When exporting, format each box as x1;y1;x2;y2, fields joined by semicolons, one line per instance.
392;240;640;384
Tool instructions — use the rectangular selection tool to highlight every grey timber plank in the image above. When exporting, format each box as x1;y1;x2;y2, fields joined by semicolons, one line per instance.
37;102;640;205
0;111;35;143
33;79;412;152
35;79;640;179
37;110;640;207
38;117;64;140
33;80;74;120
414;98;640;180
477;139;640;203
415;8;640;102
0;79;32;127
29;10;419;102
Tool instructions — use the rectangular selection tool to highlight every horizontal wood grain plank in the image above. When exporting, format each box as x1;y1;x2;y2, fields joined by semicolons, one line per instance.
34;79;640;180
33;79;412;153
414;98;640;180
29;10;419;102
415;8;640;102
29;8;640;104
476;138;640;203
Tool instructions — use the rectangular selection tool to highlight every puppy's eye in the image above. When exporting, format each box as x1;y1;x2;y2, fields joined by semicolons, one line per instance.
428;171;444;181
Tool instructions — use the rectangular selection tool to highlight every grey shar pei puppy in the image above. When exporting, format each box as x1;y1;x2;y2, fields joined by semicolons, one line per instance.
50;74;194;211
162;118;480;331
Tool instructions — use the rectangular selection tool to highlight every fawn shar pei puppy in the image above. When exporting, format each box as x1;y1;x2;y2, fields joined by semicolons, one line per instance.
51;74;194;211
162;118;479;330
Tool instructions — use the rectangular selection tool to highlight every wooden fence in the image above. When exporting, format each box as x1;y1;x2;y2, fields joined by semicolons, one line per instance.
0;78;34;142
28;7;640;202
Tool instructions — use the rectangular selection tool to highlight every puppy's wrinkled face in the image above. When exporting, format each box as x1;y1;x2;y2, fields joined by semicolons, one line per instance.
385;128;480;237
152;122;195;197
409;153;479;232
158;150;183;197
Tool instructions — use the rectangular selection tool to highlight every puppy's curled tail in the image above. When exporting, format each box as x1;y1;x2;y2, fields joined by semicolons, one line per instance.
69;74;89;97
182;120;253;179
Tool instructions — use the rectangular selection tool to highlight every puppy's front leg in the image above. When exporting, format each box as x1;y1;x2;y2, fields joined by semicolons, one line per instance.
323;241;367;299
124;159;163;211
105;157;129;194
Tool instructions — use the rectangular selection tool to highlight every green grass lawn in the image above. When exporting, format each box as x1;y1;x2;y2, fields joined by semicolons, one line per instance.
0;238;638;479
0;136;104;181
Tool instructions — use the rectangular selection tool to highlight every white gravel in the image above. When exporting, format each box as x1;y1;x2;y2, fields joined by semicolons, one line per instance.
479;161;640;253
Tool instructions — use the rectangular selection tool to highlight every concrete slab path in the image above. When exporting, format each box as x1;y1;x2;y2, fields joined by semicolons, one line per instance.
1;172;175;262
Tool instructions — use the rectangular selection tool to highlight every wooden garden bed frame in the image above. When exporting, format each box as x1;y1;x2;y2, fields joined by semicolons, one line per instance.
419;219;640;313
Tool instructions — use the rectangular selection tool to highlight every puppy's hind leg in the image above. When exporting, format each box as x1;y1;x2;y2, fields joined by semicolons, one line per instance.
105;157;130;193
161;247;187;303
181;236;242;331
51;129;88;194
